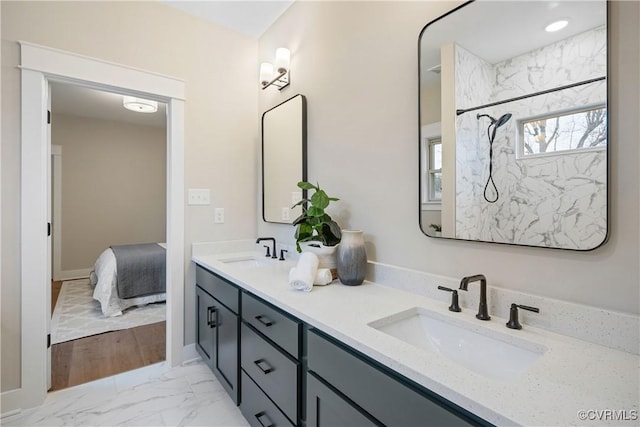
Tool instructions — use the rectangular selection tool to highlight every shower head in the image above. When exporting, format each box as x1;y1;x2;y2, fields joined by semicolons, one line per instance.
476;113;512;128
495;113;512;128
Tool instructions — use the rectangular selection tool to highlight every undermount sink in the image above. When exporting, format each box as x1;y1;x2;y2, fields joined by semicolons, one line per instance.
220;256;278;269
368;307;547;381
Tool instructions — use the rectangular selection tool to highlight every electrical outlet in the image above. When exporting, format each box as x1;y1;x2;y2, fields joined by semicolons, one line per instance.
188;189;210;205
282;207;290;221
214;208;224;223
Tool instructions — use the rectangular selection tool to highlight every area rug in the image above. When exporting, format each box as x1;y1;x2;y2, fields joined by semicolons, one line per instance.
51;278;166;344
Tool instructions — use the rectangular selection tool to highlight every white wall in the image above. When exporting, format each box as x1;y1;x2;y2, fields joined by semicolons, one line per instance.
1;1;258;392
257;1;639;316
52;113;166;273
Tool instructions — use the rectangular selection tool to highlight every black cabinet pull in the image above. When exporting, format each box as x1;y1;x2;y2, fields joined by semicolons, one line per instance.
254;411;274;427
254;315;274;327
207;306;217;328
253;359;274;374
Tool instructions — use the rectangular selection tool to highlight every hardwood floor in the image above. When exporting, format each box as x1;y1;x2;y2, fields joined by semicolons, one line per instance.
50;281;166;391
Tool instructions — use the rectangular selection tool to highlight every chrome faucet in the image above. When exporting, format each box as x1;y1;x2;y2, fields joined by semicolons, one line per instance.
459;274;491;321
256;237;277;259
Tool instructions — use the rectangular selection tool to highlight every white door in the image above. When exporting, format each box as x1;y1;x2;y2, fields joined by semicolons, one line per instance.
46;82;52;390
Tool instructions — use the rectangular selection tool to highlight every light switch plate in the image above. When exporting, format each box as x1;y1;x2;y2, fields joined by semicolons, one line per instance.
188;189;210;205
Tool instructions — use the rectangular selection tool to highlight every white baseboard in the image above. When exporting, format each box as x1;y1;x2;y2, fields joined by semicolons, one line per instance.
0;388;23;419
55;268;91;281
182;343;199;363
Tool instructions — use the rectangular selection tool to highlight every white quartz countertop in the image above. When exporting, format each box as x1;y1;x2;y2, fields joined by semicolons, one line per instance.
193;251;639;427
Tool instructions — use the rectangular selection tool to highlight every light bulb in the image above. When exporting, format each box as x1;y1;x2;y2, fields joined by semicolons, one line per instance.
275;48;290;74
545;19;568;32
260;62;274;86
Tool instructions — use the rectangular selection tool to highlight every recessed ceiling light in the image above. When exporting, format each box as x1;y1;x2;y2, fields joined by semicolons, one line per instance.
123;96;158;113
545;19;569;33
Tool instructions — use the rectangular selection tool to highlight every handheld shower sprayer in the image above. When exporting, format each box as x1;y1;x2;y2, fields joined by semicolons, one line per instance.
477;113;512;130
477;112;512;203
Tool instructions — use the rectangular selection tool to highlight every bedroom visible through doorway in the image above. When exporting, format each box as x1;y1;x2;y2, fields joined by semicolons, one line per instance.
49;82;168;390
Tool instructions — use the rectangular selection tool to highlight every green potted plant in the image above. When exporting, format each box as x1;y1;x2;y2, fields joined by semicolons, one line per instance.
291;181;342;259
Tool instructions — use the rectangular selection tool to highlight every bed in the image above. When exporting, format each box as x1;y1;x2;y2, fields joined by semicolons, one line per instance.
90;243;166;317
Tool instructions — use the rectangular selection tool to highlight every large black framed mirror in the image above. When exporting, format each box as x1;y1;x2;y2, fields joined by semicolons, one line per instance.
262;94;307;223
419;0;607;250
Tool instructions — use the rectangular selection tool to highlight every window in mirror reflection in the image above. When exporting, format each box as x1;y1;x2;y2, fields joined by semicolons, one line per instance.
520;106;607;157
428;138;442;202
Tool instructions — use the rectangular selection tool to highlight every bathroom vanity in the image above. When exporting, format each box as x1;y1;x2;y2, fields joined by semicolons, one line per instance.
193;246;639;426
196;262;481;426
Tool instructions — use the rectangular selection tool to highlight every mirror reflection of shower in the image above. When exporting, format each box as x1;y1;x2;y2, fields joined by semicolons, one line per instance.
477;113;512;203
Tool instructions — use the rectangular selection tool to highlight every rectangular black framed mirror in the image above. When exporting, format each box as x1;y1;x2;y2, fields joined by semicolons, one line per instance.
419;0;608;250
262;94;307;223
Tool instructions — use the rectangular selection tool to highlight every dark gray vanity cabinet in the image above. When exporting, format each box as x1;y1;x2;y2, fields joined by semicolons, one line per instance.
306;372;377;427
195;266;240;405
193;264;490;426
306;329;487;427
239;291;302;427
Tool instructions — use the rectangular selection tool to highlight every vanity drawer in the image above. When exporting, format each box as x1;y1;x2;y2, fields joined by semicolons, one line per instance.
240;370;293;427
242;292;300;358
196;265;239;313
307;329;480;427
241;323;299;424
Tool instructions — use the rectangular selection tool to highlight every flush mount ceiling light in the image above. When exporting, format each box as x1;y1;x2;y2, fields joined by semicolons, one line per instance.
122;96;158;113
545;19;569;33
260;47;290;90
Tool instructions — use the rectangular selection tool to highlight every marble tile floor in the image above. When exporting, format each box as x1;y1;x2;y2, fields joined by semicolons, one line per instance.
2;359;249;427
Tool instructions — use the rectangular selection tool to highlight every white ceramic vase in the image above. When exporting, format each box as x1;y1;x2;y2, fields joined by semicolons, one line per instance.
299;241;339;269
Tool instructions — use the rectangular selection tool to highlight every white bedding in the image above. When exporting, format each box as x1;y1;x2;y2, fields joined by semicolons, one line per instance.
90;245;166;317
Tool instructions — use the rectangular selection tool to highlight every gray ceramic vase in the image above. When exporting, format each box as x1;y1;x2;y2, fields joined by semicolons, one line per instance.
336;230;367;286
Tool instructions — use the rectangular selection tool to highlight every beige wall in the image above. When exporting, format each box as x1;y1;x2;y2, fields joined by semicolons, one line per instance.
420;81;441;126
257;1;639;315
2;0;638;398
1;1;258;392
52;113;166;272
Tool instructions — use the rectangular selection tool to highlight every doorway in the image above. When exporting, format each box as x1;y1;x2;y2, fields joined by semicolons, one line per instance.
19;41;185;410
48;83;168;390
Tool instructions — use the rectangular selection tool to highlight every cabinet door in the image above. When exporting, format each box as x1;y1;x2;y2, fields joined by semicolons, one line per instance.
306;373;377;427
307;329;482;427
214;302;239;404
196;286;216;368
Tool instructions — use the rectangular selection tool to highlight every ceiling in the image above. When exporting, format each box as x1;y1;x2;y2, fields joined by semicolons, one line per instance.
420;1;606;85
160;0;294;38
51;83;167;128
52;1;293;127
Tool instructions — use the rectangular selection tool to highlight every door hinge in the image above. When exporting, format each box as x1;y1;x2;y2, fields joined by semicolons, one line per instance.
47;222;51;236
47;110;51;124
47;334;51;348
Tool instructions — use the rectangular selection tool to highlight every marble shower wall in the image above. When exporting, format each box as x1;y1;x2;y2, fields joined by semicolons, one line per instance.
454;27;607;249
